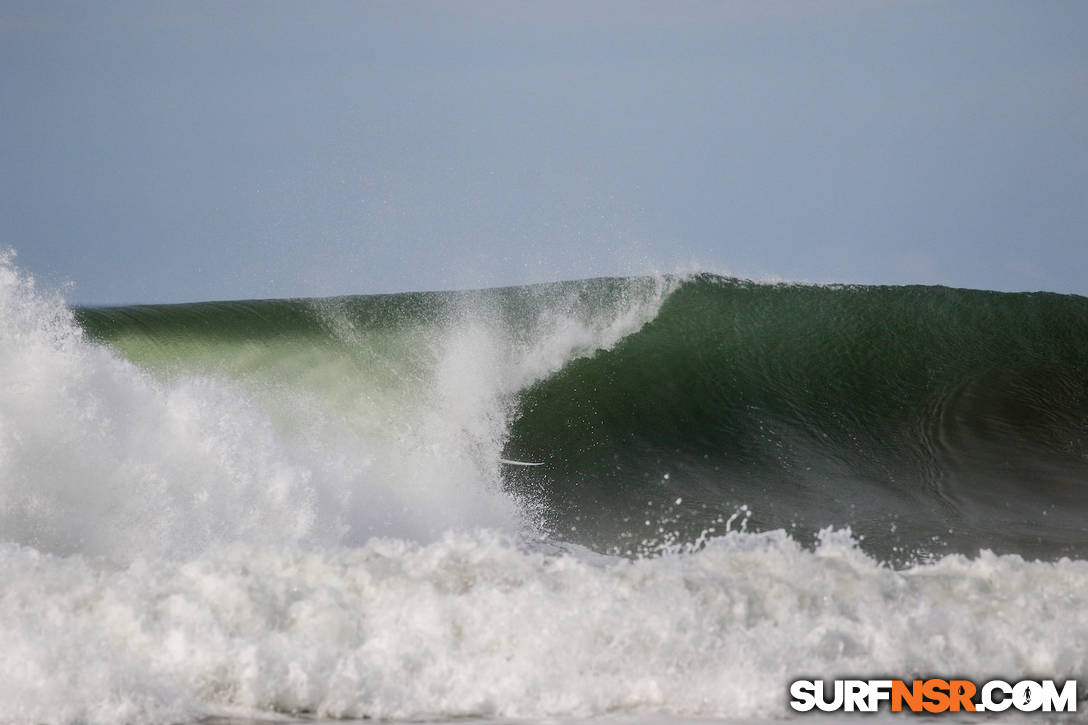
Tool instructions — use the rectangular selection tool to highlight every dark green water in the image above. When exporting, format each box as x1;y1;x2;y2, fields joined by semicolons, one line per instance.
77;275;1088;563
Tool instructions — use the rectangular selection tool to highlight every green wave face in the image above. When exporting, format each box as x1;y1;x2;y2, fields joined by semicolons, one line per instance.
72;277;674;551
75;279;670;449
505;276;1088;562
76;276;1088;563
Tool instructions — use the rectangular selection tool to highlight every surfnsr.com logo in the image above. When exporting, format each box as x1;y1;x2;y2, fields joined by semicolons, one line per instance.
789;679;1078;713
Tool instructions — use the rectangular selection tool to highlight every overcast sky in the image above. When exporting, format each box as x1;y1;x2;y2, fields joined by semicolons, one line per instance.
2;1;1086;304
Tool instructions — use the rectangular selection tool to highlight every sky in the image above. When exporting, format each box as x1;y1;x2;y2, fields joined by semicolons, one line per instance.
2;0;1086;304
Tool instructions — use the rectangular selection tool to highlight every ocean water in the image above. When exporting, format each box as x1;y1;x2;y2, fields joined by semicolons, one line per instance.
3;252;1088;723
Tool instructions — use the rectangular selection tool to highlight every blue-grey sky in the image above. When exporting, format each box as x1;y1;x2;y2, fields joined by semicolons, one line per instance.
2;0;1086;304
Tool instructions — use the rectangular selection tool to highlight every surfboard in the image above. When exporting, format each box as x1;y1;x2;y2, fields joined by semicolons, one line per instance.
499;458;544;467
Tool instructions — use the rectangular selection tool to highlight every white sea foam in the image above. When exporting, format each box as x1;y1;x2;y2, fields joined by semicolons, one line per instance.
0;253;337;561
3;530;1087;723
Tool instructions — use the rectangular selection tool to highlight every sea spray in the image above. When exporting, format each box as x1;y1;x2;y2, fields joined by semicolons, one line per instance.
0;253;321;560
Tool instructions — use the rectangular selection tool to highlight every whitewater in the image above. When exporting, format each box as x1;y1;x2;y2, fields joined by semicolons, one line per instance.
2;251;1087;723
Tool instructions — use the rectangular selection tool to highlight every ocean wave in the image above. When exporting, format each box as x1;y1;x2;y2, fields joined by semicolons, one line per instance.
4;252;1088;722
